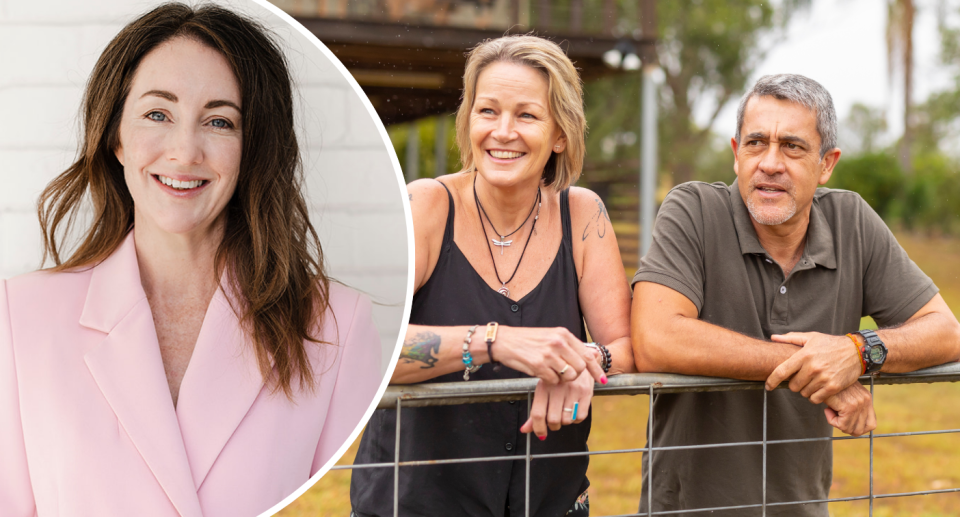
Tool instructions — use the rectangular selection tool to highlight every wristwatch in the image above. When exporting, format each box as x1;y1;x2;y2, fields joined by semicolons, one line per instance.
854;329;887;375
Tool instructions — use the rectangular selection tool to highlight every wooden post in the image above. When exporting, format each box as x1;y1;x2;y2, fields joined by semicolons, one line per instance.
603;0;616;35
538;0;550;29
570;0;583;33
640;0;658;57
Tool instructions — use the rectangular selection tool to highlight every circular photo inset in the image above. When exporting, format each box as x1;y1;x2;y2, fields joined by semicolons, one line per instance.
0;1;410;516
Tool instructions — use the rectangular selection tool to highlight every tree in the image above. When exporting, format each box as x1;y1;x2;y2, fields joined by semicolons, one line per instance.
583;0;809;187
840;103;889;155
912;2;960;154
887;0;916;173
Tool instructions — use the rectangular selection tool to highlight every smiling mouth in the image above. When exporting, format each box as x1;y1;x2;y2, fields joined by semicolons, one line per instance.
755;186;786;193
488;150;525;159
153;174;207;190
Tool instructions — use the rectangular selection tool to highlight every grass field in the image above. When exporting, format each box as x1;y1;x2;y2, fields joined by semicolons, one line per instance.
278;233;960;517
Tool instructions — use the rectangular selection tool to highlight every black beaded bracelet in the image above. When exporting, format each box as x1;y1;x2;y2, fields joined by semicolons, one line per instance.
586;342;612;374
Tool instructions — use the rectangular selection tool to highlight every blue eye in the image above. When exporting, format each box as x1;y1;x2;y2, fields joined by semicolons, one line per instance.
147;111;166;122
210;118;231;129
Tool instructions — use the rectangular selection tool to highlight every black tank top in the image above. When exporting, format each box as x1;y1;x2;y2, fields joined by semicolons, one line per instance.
352;182;589;517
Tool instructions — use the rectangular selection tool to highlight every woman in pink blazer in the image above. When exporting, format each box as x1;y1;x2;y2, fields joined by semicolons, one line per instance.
0;4;382;516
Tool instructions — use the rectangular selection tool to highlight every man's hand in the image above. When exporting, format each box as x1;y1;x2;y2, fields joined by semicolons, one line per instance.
765;332;862;403
823;382;877;436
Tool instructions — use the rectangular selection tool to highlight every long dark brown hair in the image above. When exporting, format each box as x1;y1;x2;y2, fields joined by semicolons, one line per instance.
38;3;329;397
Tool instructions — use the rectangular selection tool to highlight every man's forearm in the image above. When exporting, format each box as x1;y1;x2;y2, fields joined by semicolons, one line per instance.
632;282;802;380
878;305;960;373
633;312;800;381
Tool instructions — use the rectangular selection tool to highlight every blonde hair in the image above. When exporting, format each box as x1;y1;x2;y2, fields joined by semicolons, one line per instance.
455;34;586;191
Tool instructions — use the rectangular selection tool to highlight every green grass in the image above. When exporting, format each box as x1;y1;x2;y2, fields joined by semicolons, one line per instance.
278;233;960;516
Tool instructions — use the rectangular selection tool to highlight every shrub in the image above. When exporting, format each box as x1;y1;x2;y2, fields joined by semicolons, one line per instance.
828;152;905;221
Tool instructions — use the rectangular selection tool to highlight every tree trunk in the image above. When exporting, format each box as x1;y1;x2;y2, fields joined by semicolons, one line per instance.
891;0;915;174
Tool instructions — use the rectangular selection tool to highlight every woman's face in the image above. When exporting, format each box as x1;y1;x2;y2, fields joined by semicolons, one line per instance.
114;36;242;238
469;61;565;189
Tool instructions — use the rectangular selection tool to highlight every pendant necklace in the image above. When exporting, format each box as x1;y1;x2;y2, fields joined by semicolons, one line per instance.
474;175;540;255
473;176;541;298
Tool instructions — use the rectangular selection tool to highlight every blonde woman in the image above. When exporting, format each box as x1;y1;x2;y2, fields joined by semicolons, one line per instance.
351;35;635;517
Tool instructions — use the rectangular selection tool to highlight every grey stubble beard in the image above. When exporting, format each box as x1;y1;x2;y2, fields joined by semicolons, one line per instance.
745;191;797;226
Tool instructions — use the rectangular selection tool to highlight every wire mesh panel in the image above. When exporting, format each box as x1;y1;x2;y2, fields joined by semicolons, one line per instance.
335;364;960;516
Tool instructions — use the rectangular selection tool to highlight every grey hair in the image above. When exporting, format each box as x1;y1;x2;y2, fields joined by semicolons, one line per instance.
735;74;837;158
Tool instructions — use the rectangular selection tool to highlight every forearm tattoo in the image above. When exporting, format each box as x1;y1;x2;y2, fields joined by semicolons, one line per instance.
582;197;611;241
400;331;442;368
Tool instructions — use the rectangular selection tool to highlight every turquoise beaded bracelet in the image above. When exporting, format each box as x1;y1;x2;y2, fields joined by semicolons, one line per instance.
462;325;482;380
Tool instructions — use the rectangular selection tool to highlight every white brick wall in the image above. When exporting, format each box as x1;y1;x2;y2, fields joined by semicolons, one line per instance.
0;0;410;374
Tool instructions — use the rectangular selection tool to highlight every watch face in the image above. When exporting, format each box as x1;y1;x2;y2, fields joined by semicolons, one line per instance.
869;346;886;363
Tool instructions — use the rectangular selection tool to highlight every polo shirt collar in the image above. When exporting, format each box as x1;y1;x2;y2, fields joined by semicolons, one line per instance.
728;179;837;270
804;197;837;269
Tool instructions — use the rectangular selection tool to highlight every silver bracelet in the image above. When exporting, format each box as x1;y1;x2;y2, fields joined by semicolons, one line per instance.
585;342;611;374
462;325;482;380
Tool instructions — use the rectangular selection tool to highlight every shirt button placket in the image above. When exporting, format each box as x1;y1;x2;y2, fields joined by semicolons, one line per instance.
510;303;521;326
772;283;788;325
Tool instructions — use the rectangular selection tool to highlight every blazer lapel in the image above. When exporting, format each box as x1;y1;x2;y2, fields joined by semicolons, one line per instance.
175;279;266;489
80;234;203;517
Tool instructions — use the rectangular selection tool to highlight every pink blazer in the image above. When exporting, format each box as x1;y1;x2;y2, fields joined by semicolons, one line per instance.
0;234;383;517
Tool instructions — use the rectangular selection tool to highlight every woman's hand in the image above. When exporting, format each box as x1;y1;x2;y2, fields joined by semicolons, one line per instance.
519;369;595;439
492;326;607;385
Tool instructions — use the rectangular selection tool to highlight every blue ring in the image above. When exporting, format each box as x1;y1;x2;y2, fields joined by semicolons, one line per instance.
571;402;579;421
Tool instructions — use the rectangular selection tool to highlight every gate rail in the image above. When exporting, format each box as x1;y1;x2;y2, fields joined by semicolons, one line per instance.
337;363;960;516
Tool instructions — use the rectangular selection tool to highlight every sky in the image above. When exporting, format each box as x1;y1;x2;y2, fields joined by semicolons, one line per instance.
703;0;956;148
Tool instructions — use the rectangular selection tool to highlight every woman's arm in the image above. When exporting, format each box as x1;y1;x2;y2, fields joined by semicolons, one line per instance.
394;179;474;384
0;280;37;517
395;180;605;385
570;188;636;375
409;179;450;293
393;323;605;384
391;179;466;384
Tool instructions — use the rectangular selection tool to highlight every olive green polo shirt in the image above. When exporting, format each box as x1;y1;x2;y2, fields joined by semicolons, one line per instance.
631;180;937;517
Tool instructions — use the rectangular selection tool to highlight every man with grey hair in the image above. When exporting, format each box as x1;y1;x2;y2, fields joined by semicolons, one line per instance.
630;74;960;516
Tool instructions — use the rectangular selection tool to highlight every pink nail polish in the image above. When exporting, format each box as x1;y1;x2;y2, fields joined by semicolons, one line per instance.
600;375;608;384
538;435;546;441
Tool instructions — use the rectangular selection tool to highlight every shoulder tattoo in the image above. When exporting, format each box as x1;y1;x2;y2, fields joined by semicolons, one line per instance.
582;197;611;241
400;331;441;368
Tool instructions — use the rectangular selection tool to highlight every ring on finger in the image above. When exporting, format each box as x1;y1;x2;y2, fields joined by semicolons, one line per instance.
563;407;573;412
558;364;570;375
572;402;579;421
